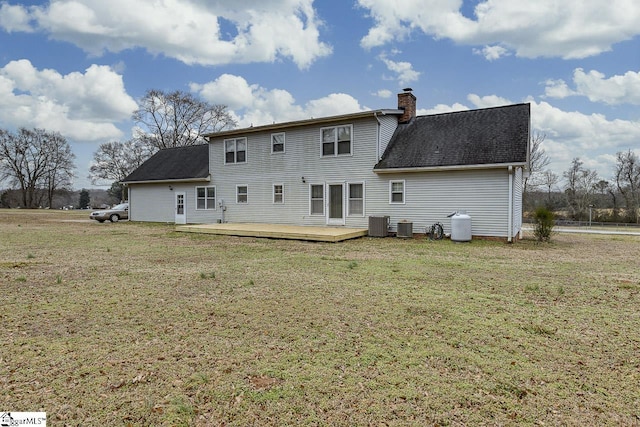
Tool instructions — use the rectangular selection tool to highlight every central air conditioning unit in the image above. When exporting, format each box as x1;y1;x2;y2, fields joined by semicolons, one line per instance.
368;216;389;237
397;220;413;238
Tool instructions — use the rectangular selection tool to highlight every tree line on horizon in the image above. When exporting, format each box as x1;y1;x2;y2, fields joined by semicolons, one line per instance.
525;133;640;224
1;91;638;222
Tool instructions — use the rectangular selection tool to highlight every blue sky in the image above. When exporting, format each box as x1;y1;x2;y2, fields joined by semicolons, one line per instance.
0;0;638;189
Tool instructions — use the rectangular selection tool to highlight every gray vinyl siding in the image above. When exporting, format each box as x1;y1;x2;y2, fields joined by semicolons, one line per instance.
366;169;512;237
208;117;381;228
378;114;399;159
128;184;175;222
128;182;214;223
187;185;217;223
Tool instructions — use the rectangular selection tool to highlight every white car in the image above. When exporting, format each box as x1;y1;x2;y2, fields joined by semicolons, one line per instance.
89;203;129;223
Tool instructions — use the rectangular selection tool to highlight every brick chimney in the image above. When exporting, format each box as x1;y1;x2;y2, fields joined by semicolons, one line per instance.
397;88;416;123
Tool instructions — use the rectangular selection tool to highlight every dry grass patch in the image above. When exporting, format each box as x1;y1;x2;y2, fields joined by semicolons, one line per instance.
1;209;639;426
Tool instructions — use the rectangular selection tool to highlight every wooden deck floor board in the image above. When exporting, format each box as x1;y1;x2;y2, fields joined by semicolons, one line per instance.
175;223;368;242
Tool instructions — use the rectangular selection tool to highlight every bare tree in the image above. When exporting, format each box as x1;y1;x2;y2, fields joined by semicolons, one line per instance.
0;128;75;208
594;179;610;196
43;133;76;208
540;170;559;205
89;139;151;185
614;149;640;223
563;157;599;220
524;132;551;194
132;89;236;151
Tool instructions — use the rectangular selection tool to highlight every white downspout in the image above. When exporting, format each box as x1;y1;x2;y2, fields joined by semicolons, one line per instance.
374;111;381;160
518;167;524;240
508;166;513;243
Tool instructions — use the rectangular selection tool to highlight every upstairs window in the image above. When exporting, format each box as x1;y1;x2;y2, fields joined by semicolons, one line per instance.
196;186;216;210
225;138;247;164
321;125;352;157
322;128;335;156
272;133;285;153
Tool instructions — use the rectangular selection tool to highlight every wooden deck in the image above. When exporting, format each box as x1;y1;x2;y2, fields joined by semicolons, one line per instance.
175;223;369;242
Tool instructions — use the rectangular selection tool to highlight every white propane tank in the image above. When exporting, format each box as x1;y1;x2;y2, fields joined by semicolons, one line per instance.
450;211;472;242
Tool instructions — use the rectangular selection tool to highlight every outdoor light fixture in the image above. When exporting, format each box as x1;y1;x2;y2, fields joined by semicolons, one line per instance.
168;185;173;191
302;177;306;183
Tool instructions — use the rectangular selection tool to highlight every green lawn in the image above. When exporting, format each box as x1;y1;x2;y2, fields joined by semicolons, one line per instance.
1;209;639;426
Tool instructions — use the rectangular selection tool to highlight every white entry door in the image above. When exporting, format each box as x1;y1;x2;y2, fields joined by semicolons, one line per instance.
175;192;186;224
327;183;345;226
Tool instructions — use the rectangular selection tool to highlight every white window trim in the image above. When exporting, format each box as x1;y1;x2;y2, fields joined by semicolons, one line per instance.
347;181;365;217
224;137;247;165
320;124;353;157
389;180;406;205
271;132;285;154
195;185;217;210
236;184;248;204
273;183;284;204
309;183;325;216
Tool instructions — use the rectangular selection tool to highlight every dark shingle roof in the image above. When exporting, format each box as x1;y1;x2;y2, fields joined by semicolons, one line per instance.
375;103;530;170
122;144;210;183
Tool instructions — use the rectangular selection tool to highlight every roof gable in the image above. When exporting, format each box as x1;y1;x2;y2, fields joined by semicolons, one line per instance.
122;144;210;183
375;103;530;170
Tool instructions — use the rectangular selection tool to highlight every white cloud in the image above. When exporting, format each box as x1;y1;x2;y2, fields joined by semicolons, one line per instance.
467;94;512;108
358;0;640;59
531;100;639;150
374;89;393;98
379;54;421;86
417;94;511;115
8;0;331;69
0;2;33;32
0;59;137;141
191;74;366;128
418;103;469;115
544;68;640;105
473;45;510;61
543;79;577;99
529;99;640;179
305;93;365;118
190;74;256;111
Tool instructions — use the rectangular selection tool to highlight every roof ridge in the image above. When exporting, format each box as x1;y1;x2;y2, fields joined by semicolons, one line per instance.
416;102;530;119
159;143;208;151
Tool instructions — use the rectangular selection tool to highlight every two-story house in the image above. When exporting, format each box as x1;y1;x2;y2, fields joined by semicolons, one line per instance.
122;90;530;241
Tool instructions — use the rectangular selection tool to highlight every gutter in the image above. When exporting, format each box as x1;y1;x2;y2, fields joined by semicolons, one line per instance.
121;176;211;185
374;162;527;174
